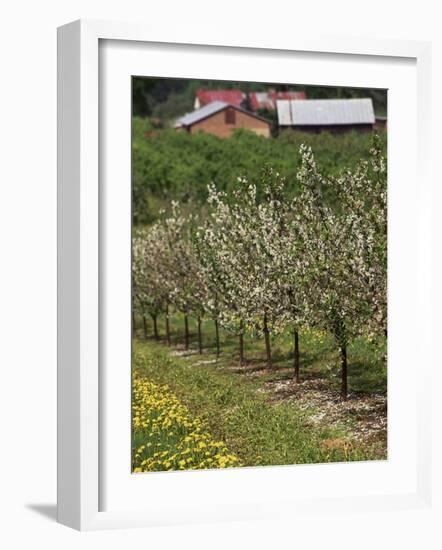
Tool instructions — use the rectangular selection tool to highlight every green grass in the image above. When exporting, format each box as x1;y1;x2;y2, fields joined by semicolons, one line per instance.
133;314;387;467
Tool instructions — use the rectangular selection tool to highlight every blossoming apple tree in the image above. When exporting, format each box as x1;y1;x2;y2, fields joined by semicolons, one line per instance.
132;137;386;399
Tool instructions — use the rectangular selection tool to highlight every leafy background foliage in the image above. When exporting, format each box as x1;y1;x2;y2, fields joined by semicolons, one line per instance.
133;122;387;224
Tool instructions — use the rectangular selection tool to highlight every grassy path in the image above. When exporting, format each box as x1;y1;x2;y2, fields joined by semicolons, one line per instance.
133;339;385;471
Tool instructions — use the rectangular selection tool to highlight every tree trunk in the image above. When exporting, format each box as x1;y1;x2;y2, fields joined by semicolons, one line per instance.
341;345;348;400
184;313;190;350
263;313;272;369
152;314;159;341
239;320;245;366
294;329;300;382
165;305;171;346
197;316;203;354
214;318;220;360
142;314;148;340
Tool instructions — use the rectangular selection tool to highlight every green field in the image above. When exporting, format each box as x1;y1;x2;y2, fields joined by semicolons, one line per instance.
132;315;387;471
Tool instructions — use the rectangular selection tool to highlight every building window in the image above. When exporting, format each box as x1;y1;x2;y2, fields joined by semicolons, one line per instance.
225;108;236;125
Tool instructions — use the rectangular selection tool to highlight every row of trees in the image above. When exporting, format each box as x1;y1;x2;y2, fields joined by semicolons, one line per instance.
132;138;386;399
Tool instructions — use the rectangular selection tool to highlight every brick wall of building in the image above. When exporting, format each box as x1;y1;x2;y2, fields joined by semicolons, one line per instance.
189;107;270;138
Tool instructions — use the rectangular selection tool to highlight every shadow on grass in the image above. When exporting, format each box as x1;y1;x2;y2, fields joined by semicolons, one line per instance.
227;362;269;375
134;316;387;396
348;360;387;395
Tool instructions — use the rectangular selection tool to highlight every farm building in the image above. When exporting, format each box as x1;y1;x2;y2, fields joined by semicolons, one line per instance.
249;90;306;111
194;89;245;109
175;101;271;138
374;115;388;131
277;98;376;133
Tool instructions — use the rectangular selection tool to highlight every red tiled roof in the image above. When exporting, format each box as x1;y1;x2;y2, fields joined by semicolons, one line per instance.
270;91;306;102
249;90;306;111
195;89;245;107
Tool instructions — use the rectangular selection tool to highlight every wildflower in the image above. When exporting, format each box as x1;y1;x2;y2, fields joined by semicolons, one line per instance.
132;371;241;473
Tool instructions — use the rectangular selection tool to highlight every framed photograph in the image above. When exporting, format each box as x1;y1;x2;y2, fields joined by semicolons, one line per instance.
57;19;432;530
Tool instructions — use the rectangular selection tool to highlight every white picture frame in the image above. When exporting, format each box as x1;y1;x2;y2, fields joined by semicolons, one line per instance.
57;19;433;531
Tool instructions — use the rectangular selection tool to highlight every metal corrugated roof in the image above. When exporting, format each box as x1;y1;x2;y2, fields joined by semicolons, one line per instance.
249;91;306;111
175;101;271;128
175;101;229;127
276;99;293;125
249;92;272;111
270;91;306;102
277;98;375;126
